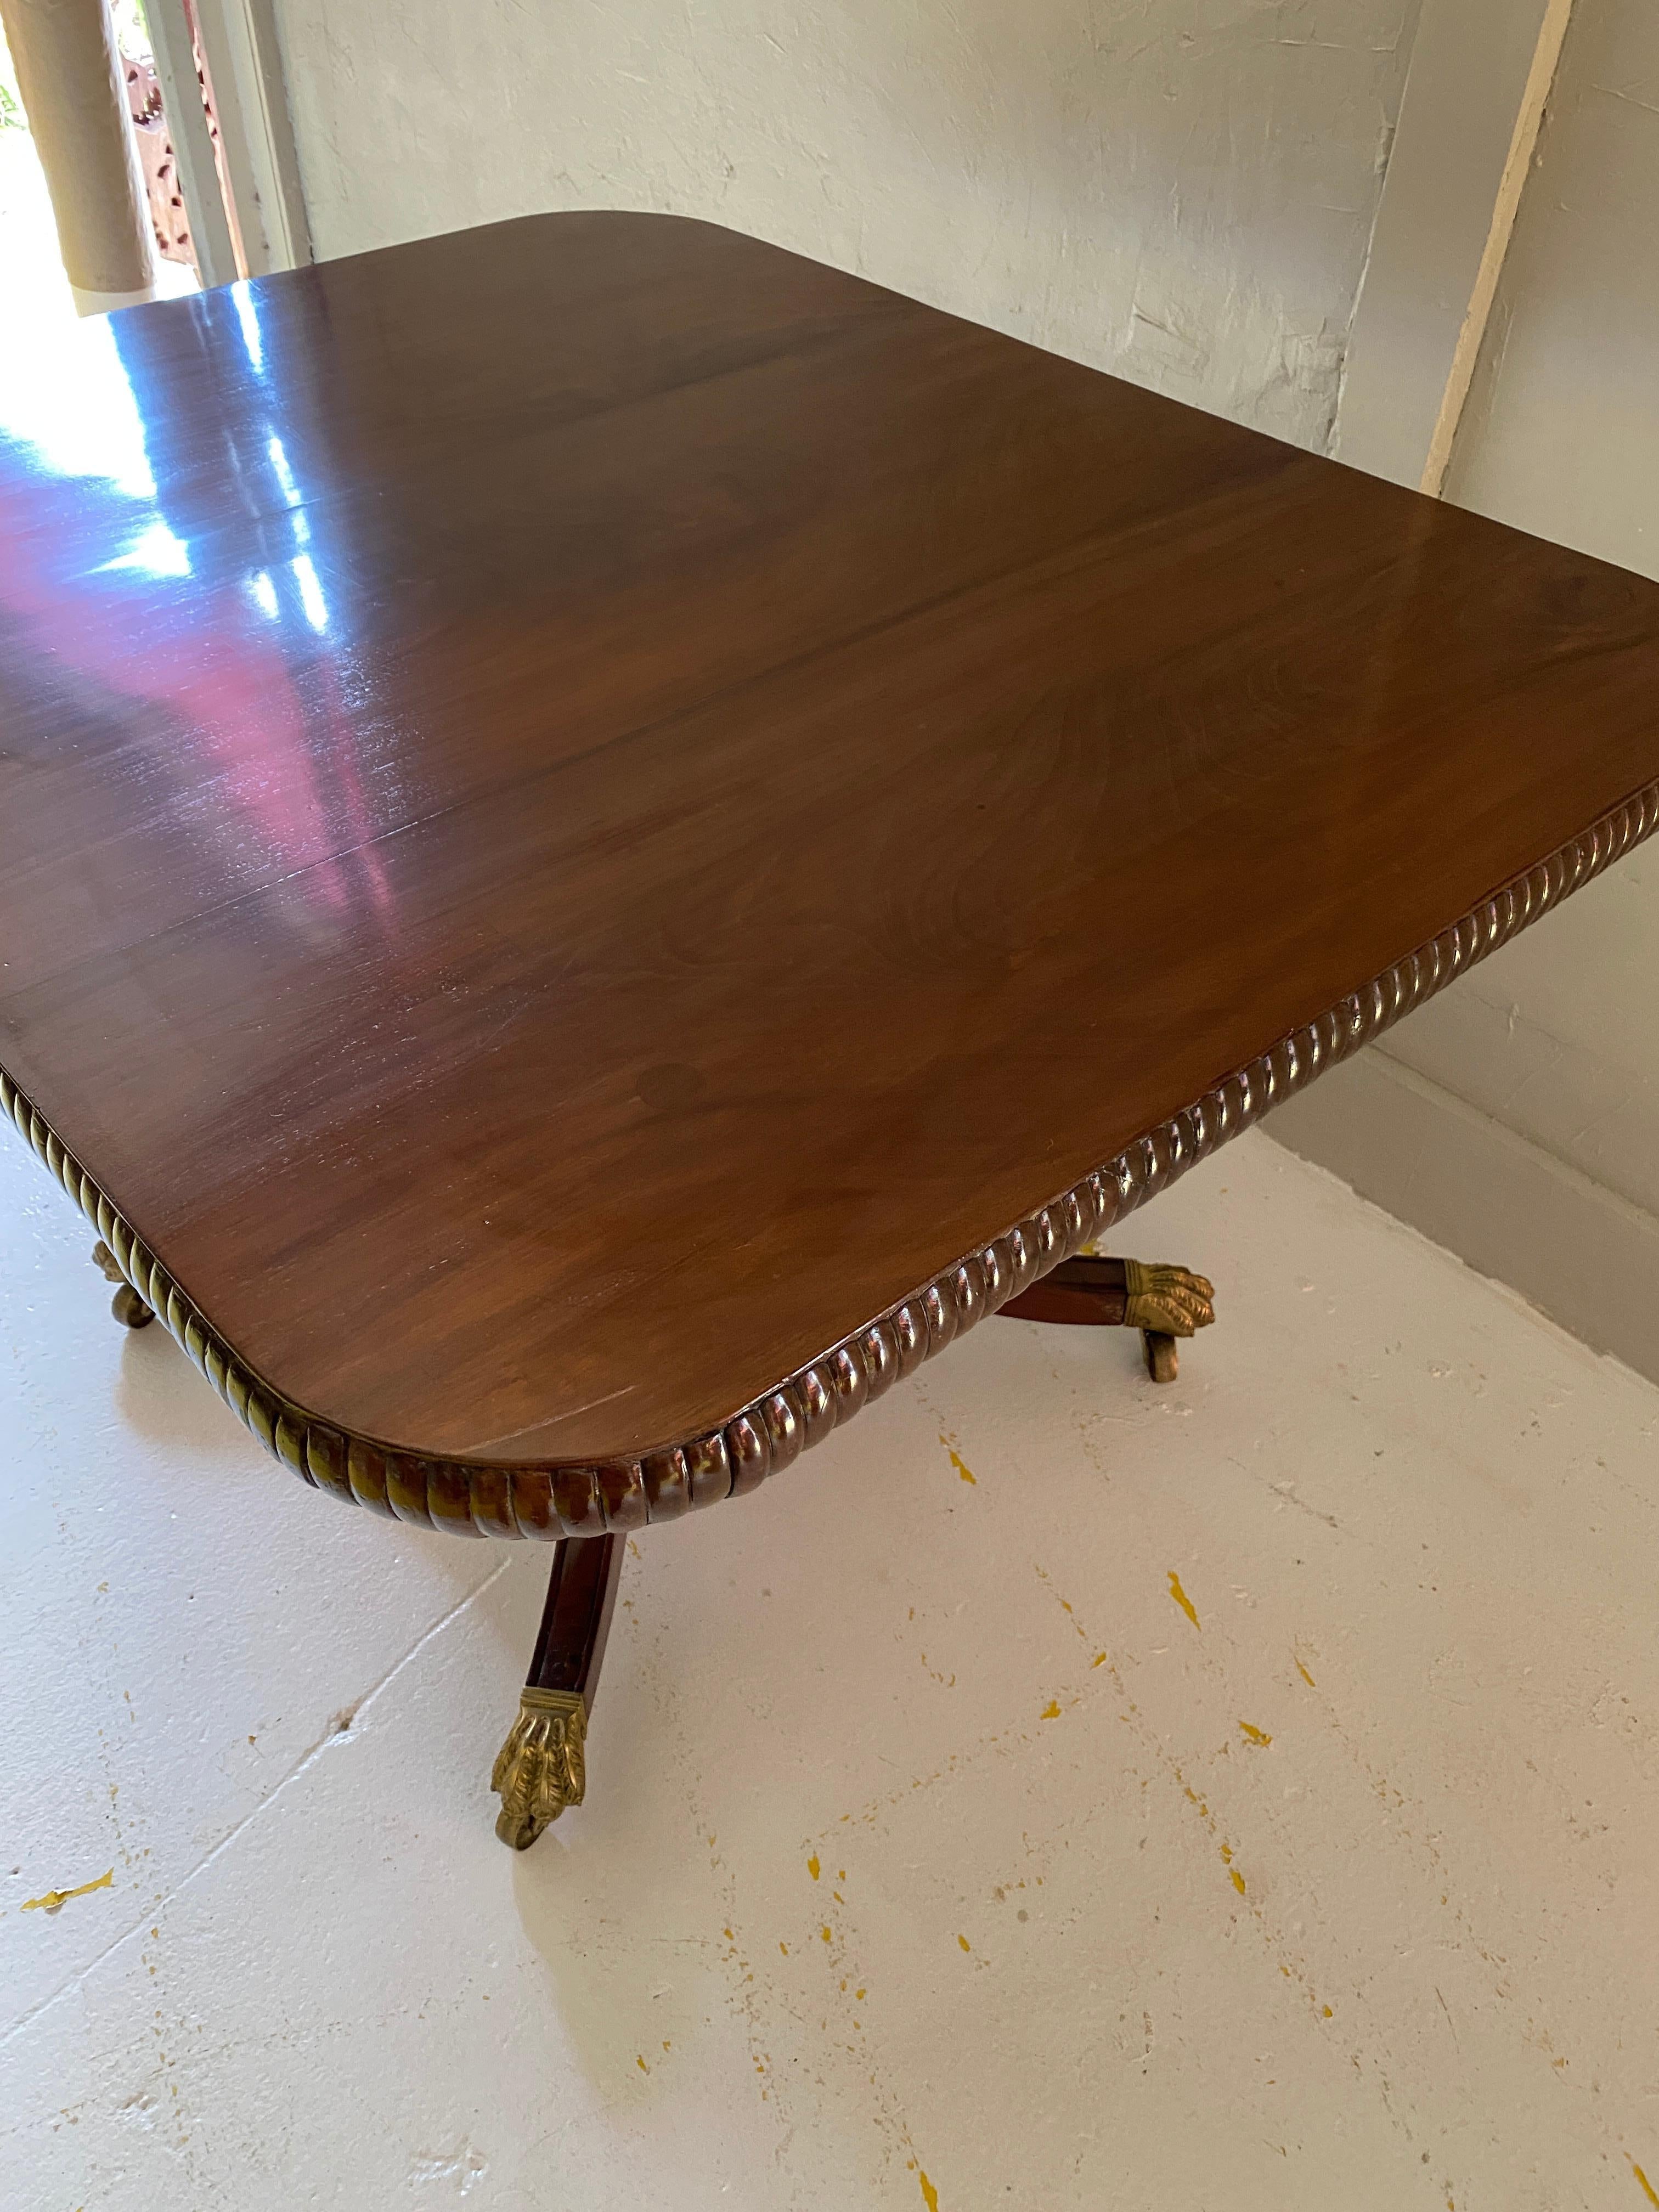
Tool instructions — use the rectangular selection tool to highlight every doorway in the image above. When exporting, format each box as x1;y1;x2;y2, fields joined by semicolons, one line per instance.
0;0;306;330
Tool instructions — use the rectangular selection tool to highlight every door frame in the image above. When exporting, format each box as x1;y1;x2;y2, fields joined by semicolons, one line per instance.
146;0;310;285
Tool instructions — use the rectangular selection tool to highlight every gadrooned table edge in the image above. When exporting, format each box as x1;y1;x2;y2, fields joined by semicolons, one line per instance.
8;776;1657;1542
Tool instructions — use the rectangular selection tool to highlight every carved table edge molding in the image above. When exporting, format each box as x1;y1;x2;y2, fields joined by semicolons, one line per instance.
7;776;1655;1542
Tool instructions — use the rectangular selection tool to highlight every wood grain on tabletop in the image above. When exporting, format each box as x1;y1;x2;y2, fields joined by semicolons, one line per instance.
3;209;1658;1463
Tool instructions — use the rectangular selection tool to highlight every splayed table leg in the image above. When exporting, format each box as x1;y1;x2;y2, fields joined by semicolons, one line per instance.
997;1253;1215;1383
492;1532;623;1849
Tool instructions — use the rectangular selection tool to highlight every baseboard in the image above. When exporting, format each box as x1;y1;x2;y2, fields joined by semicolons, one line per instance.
1265;1045;1659;1389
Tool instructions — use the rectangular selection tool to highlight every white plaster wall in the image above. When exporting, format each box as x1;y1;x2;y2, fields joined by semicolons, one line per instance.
1448;0;1659;574
1270;0;1659;1380
269;0;1420;452
1376;0;1659;1221
1329;0;1564;488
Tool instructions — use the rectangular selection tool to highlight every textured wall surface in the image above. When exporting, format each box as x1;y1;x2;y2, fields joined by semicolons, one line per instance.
1449;0;1659;574
270;0;1420;450
1328;0;1562;487
1368;0;1659;1235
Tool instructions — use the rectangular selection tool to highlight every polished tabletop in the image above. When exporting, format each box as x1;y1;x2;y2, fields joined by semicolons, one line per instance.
4;210;1659;1470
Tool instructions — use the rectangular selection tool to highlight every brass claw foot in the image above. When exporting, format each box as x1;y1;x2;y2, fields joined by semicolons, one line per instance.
93;1240;154;1330
994;1251;1217;1383
492;1687;588;1850
1122;1258;1215;1385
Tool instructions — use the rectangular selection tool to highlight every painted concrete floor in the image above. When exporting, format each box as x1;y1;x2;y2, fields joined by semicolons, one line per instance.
3;1125;1656;2211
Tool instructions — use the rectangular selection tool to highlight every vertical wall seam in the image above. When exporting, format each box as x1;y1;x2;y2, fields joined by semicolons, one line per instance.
1324;0;1427;458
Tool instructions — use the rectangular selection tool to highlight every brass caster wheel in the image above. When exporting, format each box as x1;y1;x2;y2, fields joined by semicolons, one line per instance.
111;1284;155;1329
1142;1329;1180;1384
93;1241;154;1329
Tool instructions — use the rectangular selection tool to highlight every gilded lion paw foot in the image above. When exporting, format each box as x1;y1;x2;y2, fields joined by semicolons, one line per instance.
1121;1258;1215;1385
92;1241;154;1330
1120;1258;1216;1337
492;1688;588;1850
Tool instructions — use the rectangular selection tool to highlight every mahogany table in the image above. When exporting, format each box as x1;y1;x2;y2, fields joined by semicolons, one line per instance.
5;213;1659;1849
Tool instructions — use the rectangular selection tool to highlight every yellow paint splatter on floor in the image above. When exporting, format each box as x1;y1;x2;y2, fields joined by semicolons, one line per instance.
1238;1721;1272;1746
1296;1658;1317;1688
636;2055;649;2074
1167;1571;1200;1629
1229;1867;1246;1895
820;1926;832;1944
957;1934;970;1953
1040;1700;1062;1720
808;1855;820;1881
1632;2158;1659;2208
1091;1652;1108;1668
947;1447;977;1486
21;1867;112;1915
918;2170;940;2211
1322;2005;1334;2019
